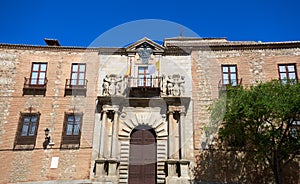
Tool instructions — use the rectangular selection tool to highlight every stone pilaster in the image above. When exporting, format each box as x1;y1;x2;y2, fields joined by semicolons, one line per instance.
179;109;186;159
168;106;186;159
110;106;119;159
167;109;179;159
99;109;107;158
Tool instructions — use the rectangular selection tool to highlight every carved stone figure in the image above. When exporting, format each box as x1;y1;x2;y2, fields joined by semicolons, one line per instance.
165;74;185;96
102;81;109;96
161;75;168;95
102;74;123;96
137;43;153;64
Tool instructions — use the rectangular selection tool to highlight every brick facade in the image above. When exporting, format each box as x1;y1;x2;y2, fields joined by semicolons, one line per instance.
0;38;299;183
0;46;99;183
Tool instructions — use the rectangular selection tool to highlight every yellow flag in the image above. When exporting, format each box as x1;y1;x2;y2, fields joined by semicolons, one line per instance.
125;65;130;76
125;59;132;76
155;60;160;72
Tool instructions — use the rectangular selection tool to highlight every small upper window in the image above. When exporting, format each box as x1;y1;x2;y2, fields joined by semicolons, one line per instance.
64;63;87;96
30;63;47;85
222;65;238;86
23;63;48;96
278;64;298;84
71;63;86;85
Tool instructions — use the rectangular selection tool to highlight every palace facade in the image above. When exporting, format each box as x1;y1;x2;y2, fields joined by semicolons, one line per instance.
0;37;299;183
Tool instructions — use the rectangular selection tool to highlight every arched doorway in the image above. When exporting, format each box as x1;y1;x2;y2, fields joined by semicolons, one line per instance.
128;125;157;184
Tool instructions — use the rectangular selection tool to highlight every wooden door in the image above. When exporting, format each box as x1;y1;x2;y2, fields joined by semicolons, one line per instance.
129;127;156;184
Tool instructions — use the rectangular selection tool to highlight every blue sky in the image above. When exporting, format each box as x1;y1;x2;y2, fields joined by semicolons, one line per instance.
0;0;299;47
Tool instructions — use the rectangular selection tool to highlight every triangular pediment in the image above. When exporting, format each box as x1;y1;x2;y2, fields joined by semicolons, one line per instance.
125;37;165;54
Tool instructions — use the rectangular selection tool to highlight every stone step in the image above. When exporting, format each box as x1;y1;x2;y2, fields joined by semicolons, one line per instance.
119;155;129;158
157;171;165;175
119;171;128;175
120;150;129;154
120;143;130;147
157;179;165;183
120;146;129;149
119;179;128;184
119;167;128;171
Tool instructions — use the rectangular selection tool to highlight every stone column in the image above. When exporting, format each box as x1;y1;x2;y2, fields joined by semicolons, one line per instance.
168;109;179;159
95;159;106;177
99;109;107;158
179;108;186;159
110;107;119;159
165;160;180;184
179;160;190;178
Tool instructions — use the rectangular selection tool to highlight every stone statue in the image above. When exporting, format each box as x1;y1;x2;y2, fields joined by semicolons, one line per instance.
161;75;168;95
102;74;123;96
137;43;152;64
166;74;185;96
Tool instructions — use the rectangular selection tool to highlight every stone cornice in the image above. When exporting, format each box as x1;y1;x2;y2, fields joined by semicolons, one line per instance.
1;41;300;54
0;43;100;52
190;41;300;51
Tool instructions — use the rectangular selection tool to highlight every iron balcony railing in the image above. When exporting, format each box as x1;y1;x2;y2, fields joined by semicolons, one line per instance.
218;78;243;97
127;76;161;88
61;135;81;145
279;78;299;84
65;79;88;89
24;77;48;88
218;78;243;88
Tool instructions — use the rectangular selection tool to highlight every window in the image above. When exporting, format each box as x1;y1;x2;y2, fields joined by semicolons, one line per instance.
64;63;87;96
71;63;86;85
222;65;238;86
23;63;48;96
289;120;300;139
138;66;151;87
61;112;83;147
14;112;40;149
30;63;47;85
278;64;298;84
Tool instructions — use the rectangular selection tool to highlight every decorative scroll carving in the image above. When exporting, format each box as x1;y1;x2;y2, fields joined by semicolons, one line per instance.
137;43;152;64
164;74;185;96
102;74;123;96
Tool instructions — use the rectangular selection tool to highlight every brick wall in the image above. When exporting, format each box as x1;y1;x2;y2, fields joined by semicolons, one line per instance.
192;48;300;154
0;46;99;183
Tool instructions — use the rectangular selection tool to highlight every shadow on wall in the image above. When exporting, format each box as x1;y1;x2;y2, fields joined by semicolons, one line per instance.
194;149;299;184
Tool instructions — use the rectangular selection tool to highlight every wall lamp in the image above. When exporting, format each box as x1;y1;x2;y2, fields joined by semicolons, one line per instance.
43;128;55;149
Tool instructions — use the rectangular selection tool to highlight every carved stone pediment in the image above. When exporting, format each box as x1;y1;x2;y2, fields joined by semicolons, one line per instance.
125;37;165;54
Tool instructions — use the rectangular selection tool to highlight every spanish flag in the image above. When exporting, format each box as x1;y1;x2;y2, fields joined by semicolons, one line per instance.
155;60;160;72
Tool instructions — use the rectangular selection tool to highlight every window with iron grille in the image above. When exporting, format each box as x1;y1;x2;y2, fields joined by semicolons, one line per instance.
71;63;86;86
278;64;298;84
14;112;40;148
222;65;238;86
30;63;47;85
61;112;83;147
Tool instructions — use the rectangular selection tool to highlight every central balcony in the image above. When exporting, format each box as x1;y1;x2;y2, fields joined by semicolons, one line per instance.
127;76;161;97
101;74;185;98
98;73;190;112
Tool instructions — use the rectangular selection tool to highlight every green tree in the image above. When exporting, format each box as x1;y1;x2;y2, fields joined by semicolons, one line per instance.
214;80;300;184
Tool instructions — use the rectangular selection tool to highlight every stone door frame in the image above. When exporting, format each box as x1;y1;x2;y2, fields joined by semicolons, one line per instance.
118;107;168;184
